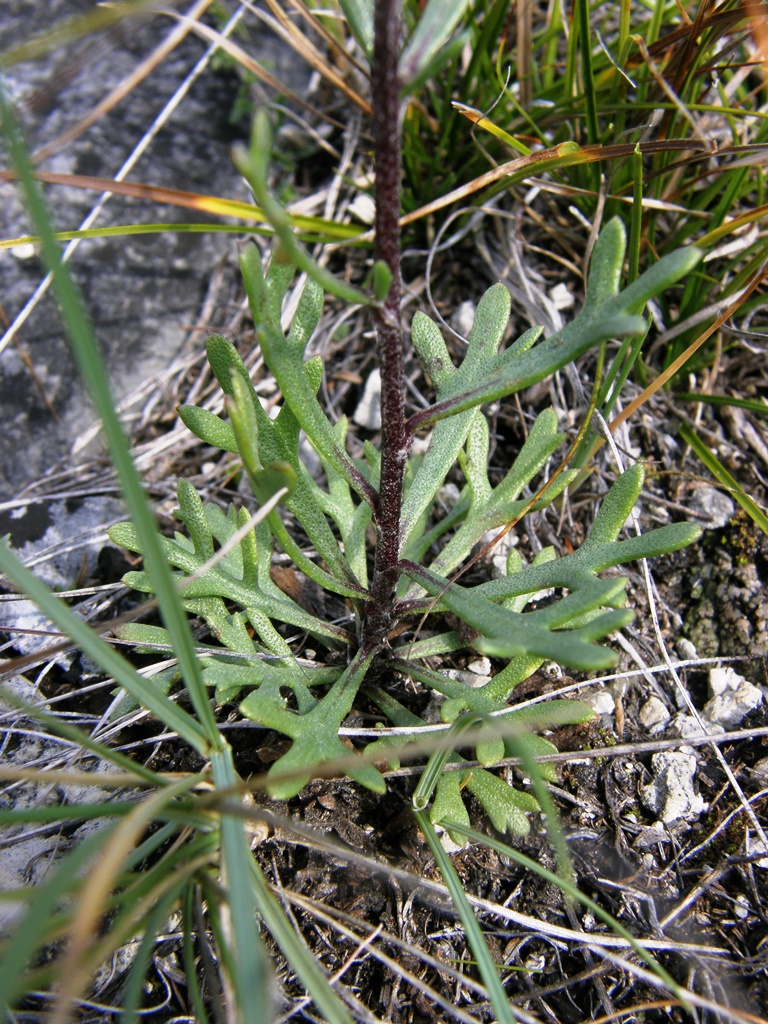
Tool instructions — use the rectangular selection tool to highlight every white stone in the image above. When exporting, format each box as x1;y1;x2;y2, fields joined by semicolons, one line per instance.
668;711;724;740
421;692;446;724
548;282;575;310
676;638;698;661
541;661;563;680
708;666;745;697
467;657;492;676
639;696;671;733
745;833;768;869
348;193;376;225
704;679;762;728
477;527;519;580
640;751;707;823
10;242;37;262
352;368;381;430
689;485;735;529
435;825;463;854
452;300;475;338
734;895;750;920
585;689;615;716
444;669;488;689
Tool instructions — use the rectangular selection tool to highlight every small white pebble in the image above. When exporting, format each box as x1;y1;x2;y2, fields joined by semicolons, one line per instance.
745;833;768;869
585;689;615;716
689;484;735;529
548;282;574;311
639;696;670;733
734;895;750;920
348;194;376;225
467;657;492;676
452;300;475;338
640;751;707;823
436;827;463;854
352;368;381;430
704;678;762;729
10;242;37;261
708;666;745;697
677;638;698;661
541;661;563;680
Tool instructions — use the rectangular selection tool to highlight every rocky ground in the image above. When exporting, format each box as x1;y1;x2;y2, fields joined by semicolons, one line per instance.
1;3;768;1022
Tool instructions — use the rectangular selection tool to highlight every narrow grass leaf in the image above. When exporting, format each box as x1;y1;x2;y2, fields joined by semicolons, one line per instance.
118;888;181;1024
0;171;365;239
338;0;374;60
413;810;517;1024
437;820;690;1009
400;0;473;89
0;83;221;750
241;835;358;1024
412;713;487;810
211;750;271;1024
0;544;208;750
678;422;768;535
0;825;121;1009
676;392;768;416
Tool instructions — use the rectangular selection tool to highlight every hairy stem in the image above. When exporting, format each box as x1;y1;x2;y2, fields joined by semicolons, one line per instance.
362;0;409;650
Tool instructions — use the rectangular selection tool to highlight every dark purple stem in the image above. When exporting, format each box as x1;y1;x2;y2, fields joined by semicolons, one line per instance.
361;0;409;651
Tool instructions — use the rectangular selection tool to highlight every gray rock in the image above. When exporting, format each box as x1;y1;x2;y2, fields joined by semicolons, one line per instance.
585;688;615;717
0;494;124;660
640;750;707;824
688;485;735;529
639;695;670;733
703;667;762;728
0;1;310;499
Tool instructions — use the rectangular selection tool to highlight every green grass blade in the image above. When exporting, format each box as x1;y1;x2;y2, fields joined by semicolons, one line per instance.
248;859;358;1024
181;887;213;1024
628;144;643;286
437;820;690;1009
234;111;372;308
676;392;768;416
576;0;599;146
0;544;208;750
400;0;473;90
211;749;271;1024
0;217;366;249
412;713;486;810
0;824;120;1009
0;80;221;750
678;422;768;535
337;0;374;60
413;809;518;1024
119;887;181;1024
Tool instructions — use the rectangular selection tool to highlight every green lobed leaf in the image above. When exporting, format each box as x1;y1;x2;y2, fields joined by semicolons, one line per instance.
402;292;544;548
196;328;364;595
240;647;384;799
178;405;238;453
408;221;702;428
